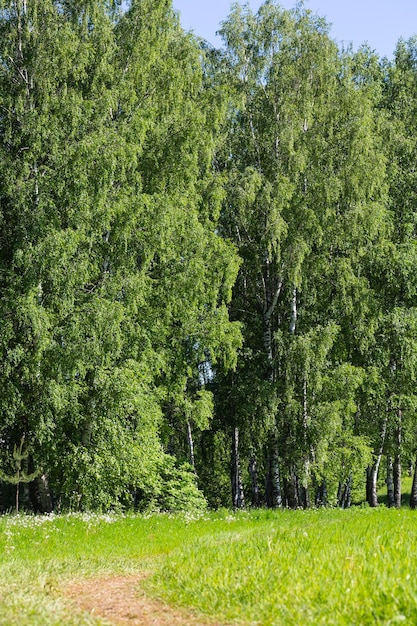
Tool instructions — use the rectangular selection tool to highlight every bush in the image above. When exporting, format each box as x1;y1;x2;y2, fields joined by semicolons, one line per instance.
141;455;207;514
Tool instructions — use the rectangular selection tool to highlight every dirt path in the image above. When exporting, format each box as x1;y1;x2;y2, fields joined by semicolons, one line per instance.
64;575;221;626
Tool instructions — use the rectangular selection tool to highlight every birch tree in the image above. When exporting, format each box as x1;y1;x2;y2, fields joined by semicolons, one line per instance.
356;37;417;508
0;0;240;511
215;1;387;507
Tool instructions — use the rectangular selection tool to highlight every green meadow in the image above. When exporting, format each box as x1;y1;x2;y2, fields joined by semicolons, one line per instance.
1;507;417;625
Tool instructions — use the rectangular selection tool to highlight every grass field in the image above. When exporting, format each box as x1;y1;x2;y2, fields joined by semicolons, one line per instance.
1;506;417;625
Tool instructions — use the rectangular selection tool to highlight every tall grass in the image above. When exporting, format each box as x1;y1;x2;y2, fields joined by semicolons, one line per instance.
0;510;254;624
1;508;417;624
149;507;417;625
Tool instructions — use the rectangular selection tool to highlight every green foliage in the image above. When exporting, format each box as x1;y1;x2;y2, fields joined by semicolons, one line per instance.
0;0;240;511
151;457;207;514
0;437;37;485
0;436;39;512
1;0;417;513
211;0;389;507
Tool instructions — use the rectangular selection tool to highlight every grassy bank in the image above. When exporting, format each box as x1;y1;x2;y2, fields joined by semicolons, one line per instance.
1;508;417;624
149;507;417;625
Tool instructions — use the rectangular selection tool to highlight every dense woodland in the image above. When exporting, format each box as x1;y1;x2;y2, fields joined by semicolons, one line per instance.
1;0;417;513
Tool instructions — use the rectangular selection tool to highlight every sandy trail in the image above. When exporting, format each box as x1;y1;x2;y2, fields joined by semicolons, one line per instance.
64;575;221;626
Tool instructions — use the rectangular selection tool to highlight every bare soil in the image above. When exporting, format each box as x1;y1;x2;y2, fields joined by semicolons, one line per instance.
64;575;221;626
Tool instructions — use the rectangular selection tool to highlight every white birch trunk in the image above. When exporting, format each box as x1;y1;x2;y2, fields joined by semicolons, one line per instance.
289;287;297;334
367;414;388;507
186;420;195;471
231;427;245;509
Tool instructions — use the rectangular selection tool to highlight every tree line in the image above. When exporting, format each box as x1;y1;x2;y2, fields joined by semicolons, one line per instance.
1;0;417;512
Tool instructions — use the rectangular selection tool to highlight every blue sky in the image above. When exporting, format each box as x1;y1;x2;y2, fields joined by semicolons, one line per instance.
171;1;417;59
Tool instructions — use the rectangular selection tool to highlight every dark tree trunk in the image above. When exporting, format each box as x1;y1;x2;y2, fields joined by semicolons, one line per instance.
263;315;274;379
300;380;311;509
366;465;379;508
394;414;402;508
231;427;245;509
262;263;282;381
346;476;352;508
265;444;282;508
299;484;310;509
410;457;417;509
315;480;327;507
29;475;53;513
387;455;395;508
394;454;402;508
28;454;53;513
249;456;260;507
285;467;299;509
338;475;352;508
81;420;92;446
